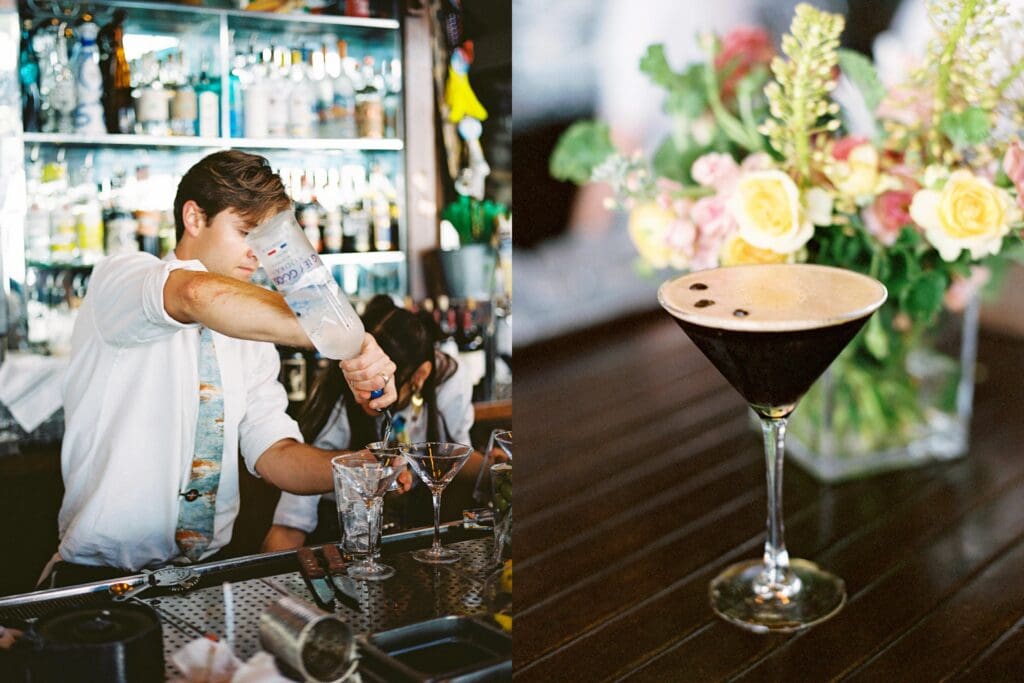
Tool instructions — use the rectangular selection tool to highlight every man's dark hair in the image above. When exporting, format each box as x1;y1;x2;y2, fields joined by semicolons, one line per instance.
173;150;292;241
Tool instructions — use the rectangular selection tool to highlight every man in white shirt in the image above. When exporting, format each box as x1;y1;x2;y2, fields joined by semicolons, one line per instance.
44;151;398;586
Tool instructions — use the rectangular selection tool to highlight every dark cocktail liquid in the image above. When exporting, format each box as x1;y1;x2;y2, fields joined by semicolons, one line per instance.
659;264;887;418
672;314;870;417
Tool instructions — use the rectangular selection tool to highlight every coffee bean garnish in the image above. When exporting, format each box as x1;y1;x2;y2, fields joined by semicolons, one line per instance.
733;309;749;317
694;299;715;308
689;283;708;291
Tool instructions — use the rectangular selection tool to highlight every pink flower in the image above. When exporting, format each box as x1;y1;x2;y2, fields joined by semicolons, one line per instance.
1003;141;1024;208
876;84;932;127
690;195;738;270
714;27;773;100
831;136;870;161
863;189;915;245
944;266;991;313
691;153;740;192
740;152;773;172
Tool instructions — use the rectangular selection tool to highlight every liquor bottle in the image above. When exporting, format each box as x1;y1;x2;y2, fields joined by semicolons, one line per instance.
194;54;220;138
169;52;198;136
242;48;269;138
287;49;315;138
346;0;371;18
382;58;401;138
50;25;78;134
265;47;289;138
104;169;139;256
355;56;384;138
332;41;357;138
228;53;245;137
297;171;323;252
368;163;392;251
134;53;170;136
311;45;333;136
98;10;133;134
19;20;42;133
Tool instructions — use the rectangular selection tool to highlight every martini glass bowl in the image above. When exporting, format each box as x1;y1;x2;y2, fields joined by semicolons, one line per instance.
402;442;474;564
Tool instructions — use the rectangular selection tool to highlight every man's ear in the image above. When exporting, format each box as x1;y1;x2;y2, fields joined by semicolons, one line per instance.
181;200;206;238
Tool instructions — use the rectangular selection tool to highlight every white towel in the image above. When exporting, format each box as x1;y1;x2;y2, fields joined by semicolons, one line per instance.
0;353;67;433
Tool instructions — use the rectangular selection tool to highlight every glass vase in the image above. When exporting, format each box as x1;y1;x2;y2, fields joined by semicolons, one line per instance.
786;296;980;482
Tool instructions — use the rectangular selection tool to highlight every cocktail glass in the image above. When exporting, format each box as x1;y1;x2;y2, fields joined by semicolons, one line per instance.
402;442;474;564
331;454;403;580
365;440;405;492
659;263;887;632
494;430;512;460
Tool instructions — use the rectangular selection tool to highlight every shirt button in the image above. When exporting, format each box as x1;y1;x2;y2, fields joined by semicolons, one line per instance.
183;489;200;502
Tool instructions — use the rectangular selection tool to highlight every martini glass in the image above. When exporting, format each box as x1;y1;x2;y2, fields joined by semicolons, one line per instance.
402;442;474;564
366;440;405;492
331;454;403;580
659;263;887;632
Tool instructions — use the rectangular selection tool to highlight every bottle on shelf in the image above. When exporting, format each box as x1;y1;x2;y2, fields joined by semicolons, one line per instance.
355;56;384;138
134;52;170;136
19;20;42;133
169;51;198;136
287;48;316;138
331;40;357;138
104;168;139;256
194;53;220;138
311;44;334;135
265;47;289;138
242;46;269;139
382;58;401;138
368;163;393;251
97;10;134;134
46;23;78;134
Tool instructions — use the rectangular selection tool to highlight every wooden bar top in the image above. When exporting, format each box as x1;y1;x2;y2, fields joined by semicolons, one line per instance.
516;310;1024;681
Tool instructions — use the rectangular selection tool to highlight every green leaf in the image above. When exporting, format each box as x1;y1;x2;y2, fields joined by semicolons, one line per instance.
939;107;990;148
652;137;705;185
549;120;617;185
900;270;948;325
639;44;682;90
838;48;885;113
863;313;890;360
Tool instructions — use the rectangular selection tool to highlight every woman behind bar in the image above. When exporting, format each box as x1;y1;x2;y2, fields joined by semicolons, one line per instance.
262;295;478;551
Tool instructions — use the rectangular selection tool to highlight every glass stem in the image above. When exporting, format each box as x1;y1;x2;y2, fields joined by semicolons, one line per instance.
366;498;380;566
431;490;443;553
761;416;794;590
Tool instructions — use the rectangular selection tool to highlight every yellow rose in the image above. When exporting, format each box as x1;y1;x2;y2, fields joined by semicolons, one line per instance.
728;170;813;254
828;143;880;199
909;170;1021;262
719;234;795;266
627;201;692;269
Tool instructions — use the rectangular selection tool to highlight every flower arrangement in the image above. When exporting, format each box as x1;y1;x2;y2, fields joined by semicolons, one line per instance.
551;1;1024;478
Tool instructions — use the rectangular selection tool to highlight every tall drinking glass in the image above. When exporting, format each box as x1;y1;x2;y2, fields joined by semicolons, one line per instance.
659;264;887;632
331;454;402;580
402;442;473;564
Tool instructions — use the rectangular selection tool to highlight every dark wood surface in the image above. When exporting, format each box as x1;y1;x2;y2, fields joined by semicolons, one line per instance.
515;310;1024;681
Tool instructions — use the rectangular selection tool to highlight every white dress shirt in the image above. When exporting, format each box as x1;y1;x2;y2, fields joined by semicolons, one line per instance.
272;359;475;532
58;252;302;570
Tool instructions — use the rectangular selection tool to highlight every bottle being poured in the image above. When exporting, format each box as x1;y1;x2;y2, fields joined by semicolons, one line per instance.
246;210;394;437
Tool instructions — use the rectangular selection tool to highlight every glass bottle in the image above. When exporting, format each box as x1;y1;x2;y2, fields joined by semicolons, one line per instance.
19;20;42;133
98;10;133;134
194;53;220;138
355;56;383;138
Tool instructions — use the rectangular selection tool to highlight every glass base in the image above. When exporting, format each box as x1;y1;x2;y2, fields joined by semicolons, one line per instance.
412;547;461;564
346;560;395;581
709;558;845;633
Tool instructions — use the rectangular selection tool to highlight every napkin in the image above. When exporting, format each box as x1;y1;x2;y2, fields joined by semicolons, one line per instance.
169;638;292;683
0;353;67;433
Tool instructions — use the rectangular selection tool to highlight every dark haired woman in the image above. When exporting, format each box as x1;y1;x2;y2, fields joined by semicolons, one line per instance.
262;295;477;551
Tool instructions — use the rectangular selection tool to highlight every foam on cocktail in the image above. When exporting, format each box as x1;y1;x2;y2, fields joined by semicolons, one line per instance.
659;264;887;333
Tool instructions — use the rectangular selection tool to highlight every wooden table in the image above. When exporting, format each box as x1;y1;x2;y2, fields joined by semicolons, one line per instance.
516;311;1024;681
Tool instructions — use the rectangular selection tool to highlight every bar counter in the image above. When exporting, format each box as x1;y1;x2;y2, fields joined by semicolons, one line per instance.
517;310;1024;680
0;526;510;680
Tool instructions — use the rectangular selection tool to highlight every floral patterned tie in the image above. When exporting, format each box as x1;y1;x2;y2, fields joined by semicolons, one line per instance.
175;327;224;563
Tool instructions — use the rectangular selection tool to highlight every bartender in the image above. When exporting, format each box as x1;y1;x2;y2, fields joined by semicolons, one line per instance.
40;151;398;587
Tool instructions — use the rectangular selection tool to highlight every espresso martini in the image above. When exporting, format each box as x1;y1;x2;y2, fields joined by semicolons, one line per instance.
659;264;887;633
659;264;887;417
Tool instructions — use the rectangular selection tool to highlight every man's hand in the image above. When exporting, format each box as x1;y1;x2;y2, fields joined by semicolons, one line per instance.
342;333;397;412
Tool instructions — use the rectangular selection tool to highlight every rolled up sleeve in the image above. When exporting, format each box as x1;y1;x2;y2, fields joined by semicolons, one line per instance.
238;342;303;475
272;492;321;533
91;254;206;347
